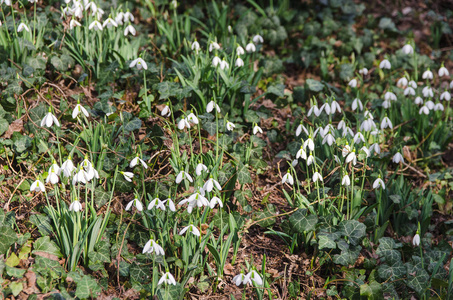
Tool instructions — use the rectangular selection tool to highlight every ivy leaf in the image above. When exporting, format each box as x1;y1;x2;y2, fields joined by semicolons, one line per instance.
156;82;180;100
376;237;401;264
360;281;383;300
289;209;318;233
95;187;110;207
237;163;252;185
89;241;111;263
10;281;23;297
339;220;366;246
318;235;337;250
156;283;184;300
0;226;17;255
202;121;217;136
305;79;324;92
254;205;276;227
333;246;361;266
406;262;429;295
75;275;102;299
32;236;62;258
378;260;406;281
266;84;285;97
29;214;52;236
124;117;142;132
130;262;150;283
6;265;26;278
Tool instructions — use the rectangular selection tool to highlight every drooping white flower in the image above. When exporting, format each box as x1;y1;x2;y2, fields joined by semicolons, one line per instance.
422;69;433;80
124;24;136;36
129;58;147;70
148;197;166;210
401;44;414;55
330;101;341;114
245;42;256;53
121;171;134;182
17;23;30;33
195;163;208;176
380;116;393;130
125;198;143;212
191;40;200;52
303;138;315;152
360;146;371;158
307;104;322;117
369;143;381;155
359;68;368;75
392;152;404;164
412;233;420;247
397;77;408;87
209;41;220;52
187;112;199;124
425;100;435;110
253;125;263;135
161;105;171;117
322;132;335;146
212;56;221;67
123;11;134;22
353;132;365;144
342;144;351;157
312;172;323;183
252;35;263;44
88;20;103;31
219;59;229;70
296;123;308;136
352;98;363;111
419;105;430;115
158;272;177;285
130;155;148;169
178;189;208;213
422;86;433;98
206;101;220;113
72;103;89;118
346;151;357;165
236;45;245;55
69;200;83;212
414;96;423;105
404;87;416;96
306;154;315;166
30;180;45;192
373;177;385;190
226;121;235;131
379;59;391;69
348;79;357;88
434;103;444;111
440;91;451;101
244;270;263;286
439;66;449;77
176;171;193;184
296;146;307;160
341;174;350;186
235;57;244;67
72;168;87;185
69;19;82;30
46;165;60;185
177;117;190;130
209;196;223;209
61;157;75;177
282;172;294;185
384;91;397;101
115;12;124;25
408;80;417;88
179;224;200;236
233;272;247;286
143;239;165;256
203;177;222;192
164;198;176;212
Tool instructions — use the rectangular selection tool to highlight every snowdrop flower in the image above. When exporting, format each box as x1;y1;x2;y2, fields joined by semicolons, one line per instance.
179;189;208;213
130;155;148;169
253;35;263;44
123;10;134;22
307;104;322;117
348;79;357;88
382;99;391;109
306;154;315;166
352;98;363;111
46;165;60;185
343;127;354;137
346;151;357;165
233;272;247;286
72;102;89;118
419;106;429;115
219;59;229;70
125;198;143;212
235;57;244;67
179;224;200;236
228;25;232;33
359;68;368;75
330;101;341;114
72;168;87;185
379;59;391;69
380;116;393;130
414;96;423;105
342;144;351;157
303;138;315;152
161;105;171;117
422;69;433;80
369;143;381;155
69;19;81;30
404;87;416;96
177;117;190;130
191;40;200;52
397;77;408;87
341;174;350;186
209;41;220;52
207;101;220;113
401;43;414;55
434;103;444;111
373;177;385;190
41;110;60;127
236;45;245;55
176;171;193;184
360;146;371;158
439;65;449;77
69;200;82;212
164;198;176;212
115;12;124;25
195;163;208;177
73;4;83;18
321;103;331;115
17;23;30;33
392;152;404;164
88;20;103;31
322;132;335;146
1;0;11;5
143;239;165;255
296;146;307;160
203;177;222;192
129;58;147;70
30;180;45;192
408;80;417;88
187;112;199;124
245;270;263;286
296;123;308;136
253;124;263;135
425;100;435;110
124;24;136;36
212;55;221;67
282;172;294;185
245;42;256;53
226;121;235;131
353;132;365;144
440;91;451;101
148;197;166;210
121;171;134;182
85;1;97;12
209;196;223;209
422;86;433;98
312;172;323;182
158;272;176;285
412;233;420;247
384;91;397;101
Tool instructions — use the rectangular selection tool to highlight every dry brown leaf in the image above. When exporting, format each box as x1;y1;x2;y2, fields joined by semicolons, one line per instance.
33;251;59;261
3;119;24;139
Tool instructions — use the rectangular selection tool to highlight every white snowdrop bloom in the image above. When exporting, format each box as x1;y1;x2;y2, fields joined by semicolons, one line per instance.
245;270;263;286
219;59;229;70
296;123;308;137
312;172;323;183
341;174;350;186
123;11;134;22
17;23;30;33
245;42;256;53
115;12;124;25
72;168;87;185
228;25;233;33
306;154;315;166
209;41;220;52
343;127;354;138
404;87;416;96
412;233;420;247
382;99;391;109
191;40;200;52
178;189;209;213
179;224;200;236
236;45;245;55
434;103;444;111
121;171;134;182
380;116;393;130
352;98;363;111
282;173;294;185
62;6;73;17
124;24;136;36
203;177;222;192
148;198;166;211
212;56;221;67
439;66;449;77
379;59;391;69
369;143;381;155
359;68;368;75
348;79;357;88
253;35;264;44
209;196;223;209
397;77;408;87
321;103;331;115
425;100;435;110
360;119;374;132
161;105;171;117
334;155;341;164
164;198;176;212
195;163;208;176
322;124;335;137
440;91;451;101
330;101;341;114
125;198;143;212
373;177;385;190
143;239;165;256
30;180;45;192
1;0;11;5
322;133;335;146
85;1;97;12
419;106;430;115
129;58;147;70
291;159;298;167
384;91;397;101
364;110;374;120
360;146;371;158
342;144;351;157
226;121;235;131
401;44;414;55
235;57;244;67
422;86;433;98
88;20;103;31
408;80;417;88
414;96;423;105
176;171;193;184
422;69;433;80
296;146;307;160
206;101;221;113
158;272;176;286
233;273;247;286
73;6;83;18
69;200;82;212
337;120;346;131
303;138;315;152
130;156;148;169
353;132;365;144
46;165;60;185
346;151;357;165
41;112;60;127
177;118;190;130
392;152;404;164
307;104;322;117
253;125;263;135
69;19;82;30
187;112;199;124
72;103;89;118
